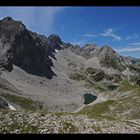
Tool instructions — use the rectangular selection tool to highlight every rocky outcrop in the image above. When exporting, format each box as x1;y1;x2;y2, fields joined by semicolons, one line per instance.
0;96;9;109
0;17;25;71
68;44;134;73
97;46;127;71
69;44;100;59
48;34;63;50
0;17;63;79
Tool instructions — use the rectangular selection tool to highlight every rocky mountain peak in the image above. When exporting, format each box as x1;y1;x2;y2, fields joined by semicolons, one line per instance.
48;34;62;44
82;44;100;54
1;16;13;21
0;16;26;32
96;45;127;71
47;34;63;50
0;17;61;78
83;44;97;48
98;45;116;56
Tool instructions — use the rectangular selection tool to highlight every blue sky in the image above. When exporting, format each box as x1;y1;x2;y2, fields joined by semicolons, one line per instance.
0;6;140;58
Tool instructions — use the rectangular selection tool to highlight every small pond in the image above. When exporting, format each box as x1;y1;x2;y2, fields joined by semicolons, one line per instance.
107;85;119;91
83;93;97;105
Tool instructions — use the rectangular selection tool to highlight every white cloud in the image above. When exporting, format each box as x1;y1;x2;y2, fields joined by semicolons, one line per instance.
78;33;96;38
117;41;140;52
101;28;122;41
83;33;96;37
117;47;140;52
128;42;140;46
125;36;131;40
71;41;84;46
125;34;138;40
71;38;88;46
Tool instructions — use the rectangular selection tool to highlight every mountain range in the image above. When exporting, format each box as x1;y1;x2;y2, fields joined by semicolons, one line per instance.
0;17;140;133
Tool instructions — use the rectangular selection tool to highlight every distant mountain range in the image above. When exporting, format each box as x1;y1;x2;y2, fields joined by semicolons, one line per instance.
126;56;140;64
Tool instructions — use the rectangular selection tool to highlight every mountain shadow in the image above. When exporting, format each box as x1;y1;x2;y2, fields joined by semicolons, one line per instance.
0;17;59;79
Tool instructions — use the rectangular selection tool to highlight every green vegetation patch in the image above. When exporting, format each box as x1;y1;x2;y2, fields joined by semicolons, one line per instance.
128;65;140;73
69;72;85;81
79;86;140;120
100;58;126;71
59;121;79;133
78;100;115;119
129;75;140;86
107;85;119;91
0;109;40;133
85;67;98;75
91;125;102;132
84;80;107;92
0;91;42;111
118;80;138;92
92;70;105;82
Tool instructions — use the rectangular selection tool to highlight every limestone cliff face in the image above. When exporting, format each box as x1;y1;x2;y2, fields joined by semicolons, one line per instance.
97;46;128;71
0;17;63;78
68;44;100;59
68;44;133;72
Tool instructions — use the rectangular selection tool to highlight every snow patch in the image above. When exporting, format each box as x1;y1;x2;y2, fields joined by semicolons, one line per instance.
55;49;58;53
8;103;16;110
